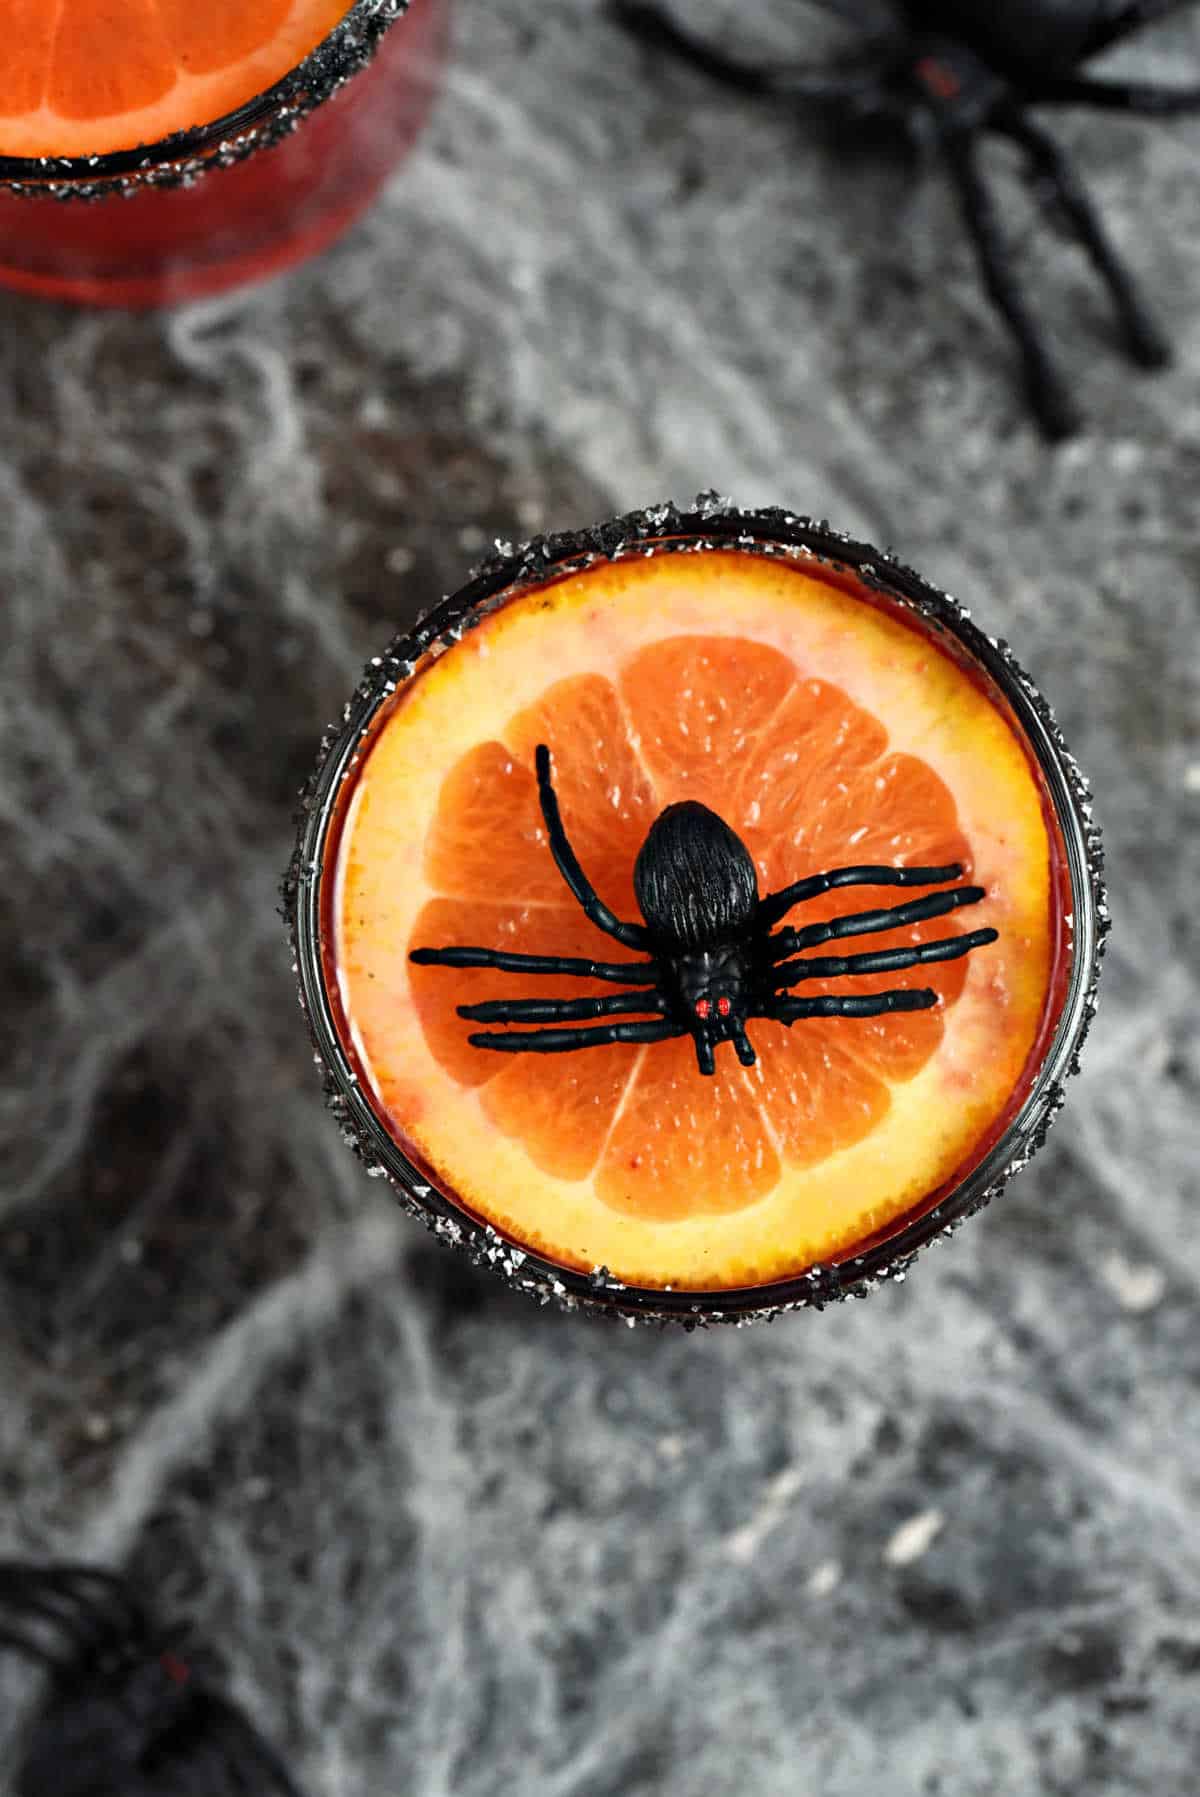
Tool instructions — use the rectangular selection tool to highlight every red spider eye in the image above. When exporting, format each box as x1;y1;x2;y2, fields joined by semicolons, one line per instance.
694;998;711;1020
717;995;731;1017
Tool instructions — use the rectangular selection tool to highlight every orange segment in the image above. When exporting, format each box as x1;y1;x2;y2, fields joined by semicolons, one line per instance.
4;1;62;118
331;549;1061;1292
620;635;796;816
424;743;566;906
484;1047;637;1184
799;968;951;1083
153;0;293;75
49;2;175;121
506;675;658;917
736;677;889;874
798;751;969;888
0;0;348;158
744;1021;891;1170
598;1038;781;1223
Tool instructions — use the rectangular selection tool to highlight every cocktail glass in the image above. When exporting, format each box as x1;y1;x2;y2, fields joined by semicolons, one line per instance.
287;499;1106;1325
0;0;447;307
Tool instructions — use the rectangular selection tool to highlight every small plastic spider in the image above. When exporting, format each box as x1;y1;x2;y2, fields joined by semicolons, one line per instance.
0;1560;306;1797
410;744;998;1076
611;0;1200;438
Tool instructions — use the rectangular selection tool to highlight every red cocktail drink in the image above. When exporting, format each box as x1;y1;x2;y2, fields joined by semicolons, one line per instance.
289;501;1105;1324
0;0;446;307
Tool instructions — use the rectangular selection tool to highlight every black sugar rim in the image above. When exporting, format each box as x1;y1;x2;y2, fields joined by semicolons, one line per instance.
0;0;412;199
284;496;1108;1328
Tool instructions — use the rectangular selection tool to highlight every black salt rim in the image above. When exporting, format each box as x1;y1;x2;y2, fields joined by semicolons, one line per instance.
284;495;1108;1328
0;0;412;200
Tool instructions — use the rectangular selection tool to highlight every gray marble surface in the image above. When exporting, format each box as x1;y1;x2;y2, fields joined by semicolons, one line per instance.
1;2;1199;1792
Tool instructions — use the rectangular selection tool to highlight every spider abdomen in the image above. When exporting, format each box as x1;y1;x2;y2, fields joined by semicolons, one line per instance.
633;801;759;948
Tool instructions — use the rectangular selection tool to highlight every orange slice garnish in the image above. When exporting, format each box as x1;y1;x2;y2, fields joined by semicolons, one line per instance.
0;0;349;157
333;550;1059;1291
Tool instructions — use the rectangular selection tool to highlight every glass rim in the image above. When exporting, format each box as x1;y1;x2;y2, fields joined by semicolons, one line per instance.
0;0;413;196
285;495;1108;1327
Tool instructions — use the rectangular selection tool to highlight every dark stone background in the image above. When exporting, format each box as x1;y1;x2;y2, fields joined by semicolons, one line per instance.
1;2;1198;1791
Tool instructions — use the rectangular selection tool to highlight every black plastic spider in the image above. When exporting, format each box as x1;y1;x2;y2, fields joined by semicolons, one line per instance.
409;744;998;1077
611;0;1200;438
0;1560;306;1797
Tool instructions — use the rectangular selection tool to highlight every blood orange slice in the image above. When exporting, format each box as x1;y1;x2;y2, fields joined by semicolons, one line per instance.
316;524;1084;1301
0;0;349;158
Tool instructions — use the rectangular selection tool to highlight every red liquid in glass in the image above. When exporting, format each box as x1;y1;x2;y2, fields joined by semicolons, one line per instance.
0;0;447;308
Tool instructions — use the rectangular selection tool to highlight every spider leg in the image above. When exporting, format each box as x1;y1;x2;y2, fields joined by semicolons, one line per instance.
458;990;668;1024
940;127;1081;439
771;884;987;957
175;1691;311;1797
1033;75;1200;116
410;945;659;984
760;861;964;928
773;926;998;988
609;0;775;92
1078;0;1198;61
732;1029;757;1068
0;1623;65;1667
608;0;895;102
0;1561;130;1607
0;1564;143;1667
535;745;649;950
994;105;1170;367
770;989;938;1023
467;1017;684;1055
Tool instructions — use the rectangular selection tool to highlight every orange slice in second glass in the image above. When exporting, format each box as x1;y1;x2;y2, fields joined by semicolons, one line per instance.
293;505;1101;1320
0;0;351;157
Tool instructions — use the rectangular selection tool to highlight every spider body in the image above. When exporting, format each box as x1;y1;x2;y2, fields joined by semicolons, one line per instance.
635;801;761;1069
410;744;999;1077
0;1561;307;1797
611;0;1200;437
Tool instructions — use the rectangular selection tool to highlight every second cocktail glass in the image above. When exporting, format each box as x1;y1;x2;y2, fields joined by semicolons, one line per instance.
0;0;447;306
